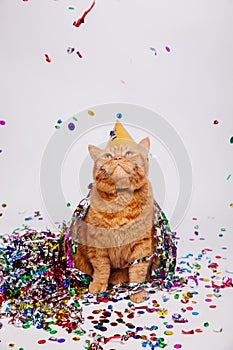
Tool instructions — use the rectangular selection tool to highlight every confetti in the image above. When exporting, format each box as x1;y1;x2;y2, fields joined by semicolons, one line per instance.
230;136;233;144
73;1;95;28
195;328;203;333
165;46;171;52
57;338;66;343
120;80;126;84
174;345;182;349
67;202;71;207
88;110;95;116
67;47;75;54
76;51;83;58
226;174;231;180
44;54;51;63
0;120;6;126
181;329;194;335
229;203;233;207
150;47;157;55
68;7;75;10
213;120;219;125
213;328;223;333
116;113;122;119
68;122;75;131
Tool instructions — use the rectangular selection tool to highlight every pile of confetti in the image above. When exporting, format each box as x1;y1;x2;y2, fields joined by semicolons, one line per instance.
0;221;232;349
1;200;232;349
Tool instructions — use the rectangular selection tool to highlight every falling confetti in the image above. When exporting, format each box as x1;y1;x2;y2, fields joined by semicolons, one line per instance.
76;51;83;58
88;110;95;116
68;122;75;131
67;47;75;54
230;136;233;144
116;113;122;119
230;203;233;207
0;120;6;126
226;174;231;180
150;47;157;55
68;7;75;10
213;120;219;125
73;0;95;28
44;54;52;63
165;46;171;52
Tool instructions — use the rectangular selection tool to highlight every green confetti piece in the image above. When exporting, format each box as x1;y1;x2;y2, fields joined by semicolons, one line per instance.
72;116;78;121
226;174;231;180
68;7;75;10
66;202;71;207
55;125;60;129
45;327;52;332
220;228;226;232
230;136;233;144
22;324;30;329
204;322;209;327
50;329;57;334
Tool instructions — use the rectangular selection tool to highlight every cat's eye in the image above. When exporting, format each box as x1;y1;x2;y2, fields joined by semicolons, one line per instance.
105;153;112;159
125;151;133;157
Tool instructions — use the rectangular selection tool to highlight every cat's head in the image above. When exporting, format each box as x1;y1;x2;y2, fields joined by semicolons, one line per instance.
88;138;150;194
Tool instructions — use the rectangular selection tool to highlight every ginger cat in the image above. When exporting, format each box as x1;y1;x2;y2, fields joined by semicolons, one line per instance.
71;137;158;303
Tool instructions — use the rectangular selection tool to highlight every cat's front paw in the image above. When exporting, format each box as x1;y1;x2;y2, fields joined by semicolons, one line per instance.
130;290;149;303
89;282;108;294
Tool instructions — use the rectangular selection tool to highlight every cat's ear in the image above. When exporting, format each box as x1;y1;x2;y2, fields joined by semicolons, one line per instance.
88;144;102;161
138;137;150;155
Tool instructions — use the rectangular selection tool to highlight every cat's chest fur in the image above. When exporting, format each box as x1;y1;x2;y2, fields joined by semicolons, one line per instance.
78;182;155;267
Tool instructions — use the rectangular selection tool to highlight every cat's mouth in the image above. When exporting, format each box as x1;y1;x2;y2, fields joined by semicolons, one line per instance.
112;163;131;174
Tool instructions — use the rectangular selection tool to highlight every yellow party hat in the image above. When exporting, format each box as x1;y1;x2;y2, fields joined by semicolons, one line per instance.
107;120;135;146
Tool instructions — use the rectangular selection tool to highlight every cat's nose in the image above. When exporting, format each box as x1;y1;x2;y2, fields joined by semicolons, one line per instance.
114;156;122;160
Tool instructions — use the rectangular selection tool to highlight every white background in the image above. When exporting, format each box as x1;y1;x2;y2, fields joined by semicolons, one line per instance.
0;0;233;349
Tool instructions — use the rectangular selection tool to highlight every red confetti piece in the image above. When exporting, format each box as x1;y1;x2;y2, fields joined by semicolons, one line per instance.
195;328;203;333
186;307;193;311
213;120;219;124
215;255;222;259
192;217;197;220
76;51;83;58
44;54;51;63
73;0;95;28
209;305;217;309
181;329;194;335
208;262;219;269
38;340;46;344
